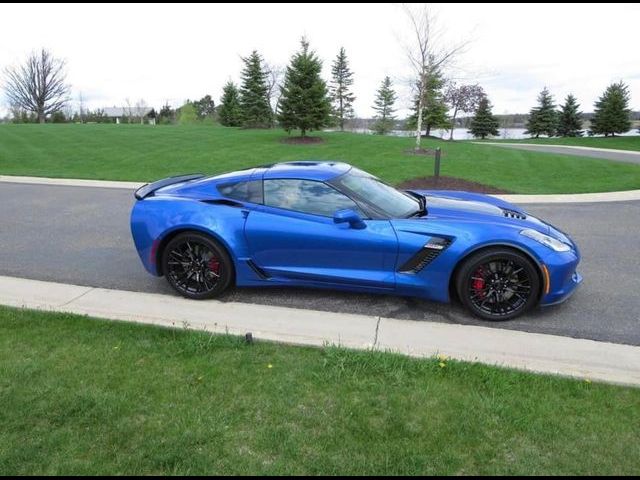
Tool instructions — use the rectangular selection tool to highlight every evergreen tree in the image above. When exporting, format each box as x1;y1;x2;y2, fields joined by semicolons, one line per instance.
218;81;243;127
158;103;175;124
406;66;449;136
557;94;583;137
278;38;331;137
468;95;499;139
239;50;272;128
371;76;396;135
329;47;355;131
590;81;631;137
525;87;558;138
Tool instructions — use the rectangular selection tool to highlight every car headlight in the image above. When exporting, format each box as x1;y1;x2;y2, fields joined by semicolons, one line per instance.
520;229;571;252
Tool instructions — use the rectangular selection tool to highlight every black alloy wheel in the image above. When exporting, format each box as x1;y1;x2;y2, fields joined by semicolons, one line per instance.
162;232;233;299
456;248;541;321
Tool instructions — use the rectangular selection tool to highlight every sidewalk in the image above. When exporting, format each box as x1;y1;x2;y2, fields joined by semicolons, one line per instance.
2;275;639;386
2;174;640;203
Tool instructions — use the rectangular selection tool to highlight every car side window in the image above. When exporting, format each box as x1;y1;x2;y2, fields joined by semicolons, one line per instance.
217;180;263;204
263;179;362;217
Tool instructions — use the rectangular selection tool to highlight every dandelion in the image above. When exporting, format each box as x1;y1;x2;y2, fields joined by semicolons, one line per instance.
585;378;592;384
267;364;273;369
439;362;446;368
113;346;120;350
437;353;448;362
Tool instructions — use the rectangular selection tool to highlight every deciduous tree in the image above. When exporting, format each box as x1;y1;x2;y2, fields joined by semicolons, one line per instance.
444;82;484;140
3;48;71;123
401;4;467;150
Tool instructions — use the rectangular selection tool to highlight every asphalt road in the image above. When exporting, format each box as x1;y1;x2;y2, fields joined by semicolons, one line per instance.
1;182;639;346
481;143;640;165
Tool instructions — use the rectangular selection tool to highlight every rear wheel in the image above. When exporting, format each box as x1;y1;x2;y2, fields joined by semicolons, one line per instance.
161;232;233;299
456;248;540;321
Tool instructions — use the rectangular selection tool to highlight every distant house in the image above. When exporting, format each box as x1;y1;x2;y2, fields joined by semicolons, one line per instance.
102;106;154;124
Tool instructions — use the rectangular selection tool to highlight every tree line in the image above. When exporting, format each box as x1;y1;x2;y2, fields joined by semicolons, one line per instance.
2;8;638;141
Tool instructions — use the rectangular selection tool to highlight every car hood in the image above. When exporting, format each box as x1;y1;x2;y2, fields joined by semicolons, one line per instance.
407;190;551;234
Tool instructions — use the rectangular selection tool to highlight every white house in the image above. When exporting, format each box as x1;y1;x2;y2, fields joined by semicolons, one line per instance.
102;106;154;124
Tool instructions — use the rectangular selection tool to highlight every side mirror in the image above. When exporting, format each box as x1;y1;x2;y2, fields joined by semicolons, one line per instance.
333;209;366;229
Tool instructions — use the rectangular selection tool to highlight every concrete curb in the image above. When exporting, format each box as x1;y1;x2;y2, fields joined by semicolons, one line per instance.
476;142;640;157
2;275;639;387
2;174;640;204
0;175;143;190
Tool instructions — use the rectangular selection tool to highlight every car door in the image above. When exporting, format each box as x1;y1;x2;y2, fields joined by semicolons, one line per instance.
244;178;398;290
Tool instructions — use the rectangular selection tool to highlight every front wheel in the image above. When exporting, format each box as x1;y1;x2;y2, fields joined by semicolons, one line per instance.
456;248;541;321
161;232;233;299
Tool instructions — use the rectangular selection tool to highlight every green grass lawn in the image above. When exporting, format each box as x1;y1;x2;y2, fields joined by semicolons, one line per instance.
1;124;640;193
1;306;639;475
481;135;640;151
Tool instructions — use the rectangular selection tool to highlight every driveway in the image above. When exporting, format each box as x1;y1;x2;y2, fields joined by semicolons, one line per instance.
476;142;640;165
1;182;639;346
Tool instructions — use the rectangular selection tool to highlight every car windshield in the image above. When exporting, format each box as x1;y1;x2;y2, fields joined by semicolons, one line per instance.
331;168;420;219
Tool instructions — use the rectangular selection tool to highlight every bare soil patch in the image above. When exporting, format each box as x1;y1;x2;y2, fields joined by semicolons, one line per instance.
397;176;511;194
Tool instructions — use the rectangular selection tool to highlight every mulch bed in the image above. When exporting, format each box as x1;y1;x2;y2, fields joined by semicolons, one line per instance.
281;136;325;145
396;176;512;194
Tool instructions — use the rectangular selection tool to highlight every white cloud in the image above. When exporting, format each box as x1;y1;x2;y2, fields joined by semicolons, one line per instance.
0;2;638;117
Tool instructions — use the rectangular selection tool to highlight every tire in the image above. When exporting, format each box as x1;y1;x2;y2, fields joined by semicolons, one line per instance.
161;232;233;300
455;248;541;321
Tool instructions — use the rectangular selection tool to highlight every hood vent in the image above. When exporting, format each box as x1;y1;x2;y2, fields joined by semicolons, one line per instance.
502;208;527;220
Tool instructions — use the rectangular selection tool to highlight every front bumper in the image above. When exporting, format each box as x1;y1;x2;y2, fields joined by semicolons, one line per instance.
538;248;582;306
540;270;582;306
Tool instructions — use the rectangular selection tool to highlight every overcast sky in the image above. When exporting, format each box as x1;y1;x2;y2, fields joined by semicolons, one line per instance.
1;2;638;118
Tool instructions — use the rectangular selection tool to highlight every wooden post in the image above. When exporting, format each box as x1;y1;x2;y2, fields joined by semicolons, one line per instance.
434;147;441;181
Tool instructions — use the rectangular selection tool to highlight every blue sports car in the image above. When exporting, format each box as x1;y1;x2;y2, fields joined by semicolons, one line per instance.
130;161;581;320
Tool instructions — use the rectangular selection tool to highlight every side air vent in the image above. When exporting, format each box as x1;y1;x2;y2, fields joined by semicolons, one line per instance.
502;208;527;220
200;199;244;208
246;260;270;280
398;237;452;274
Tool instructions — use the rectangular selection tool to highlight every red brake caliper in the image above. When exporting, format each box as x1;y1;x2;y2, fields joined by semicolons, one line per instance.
472;267;486;298
208;257;220;275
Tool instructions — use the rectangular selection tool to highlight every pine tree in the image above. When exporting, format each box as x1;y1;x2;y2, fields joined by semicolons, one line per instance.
525;87;558;138
278;38;331;138
218;81;243;127
557;94;583;137
239;50;272;128
590;82;631;137
406;66;449;136
468;96;499;139
371;76;396;135
329;47;355;131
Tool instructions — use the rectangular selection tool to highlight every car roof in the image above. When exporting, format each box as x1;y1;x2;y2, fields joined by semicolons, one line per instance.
207;161;352;183
262;161;351;181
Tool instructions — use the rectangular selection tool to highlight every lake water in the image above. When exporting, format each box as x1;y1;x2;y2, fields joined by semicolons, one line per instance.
341;127;640;140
